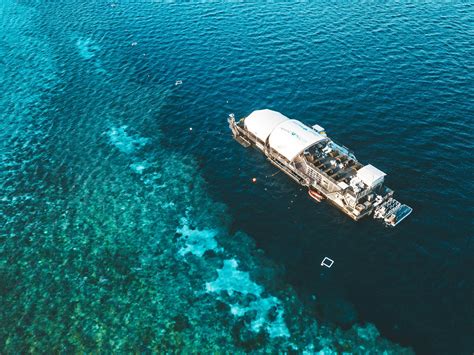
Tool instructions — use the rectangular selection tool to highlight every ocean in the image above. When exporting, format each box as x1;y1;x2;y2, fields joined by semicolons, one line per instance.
1;1;473;353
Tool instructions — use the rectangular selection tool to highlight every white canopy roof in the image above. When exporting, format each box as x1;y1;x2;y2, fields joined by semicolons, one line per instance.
244;109;289;142
268;119;327;161
356;164;386;188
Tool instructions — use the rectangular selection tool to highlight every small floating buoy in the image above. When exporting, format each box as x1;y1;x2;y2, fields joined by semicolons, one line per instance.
175;80;183;86
189;127;193;131
131;41;138;46
252;177;257;183
321;257;334;268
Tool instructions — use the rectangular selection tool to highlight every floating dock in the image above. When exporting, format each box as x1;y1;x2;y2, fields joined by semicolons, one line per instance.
228;109;412;226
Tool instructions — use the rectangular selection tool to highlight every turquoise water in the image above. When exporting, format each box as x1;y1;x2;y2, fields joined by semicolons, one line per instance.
1;2;472;353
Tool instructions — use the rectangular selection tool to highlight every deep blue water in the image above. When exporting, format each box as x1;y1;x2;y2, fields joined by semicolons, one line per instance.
1;1;473;353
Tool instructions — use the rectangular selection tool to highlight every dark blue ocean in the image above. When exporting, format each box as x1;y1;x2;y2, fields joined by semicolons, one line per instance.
1;1;473;353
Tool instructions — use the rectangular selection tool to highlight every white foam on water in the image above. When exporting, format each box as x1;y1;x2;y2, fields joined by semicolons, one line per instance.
107;126;149;154
177;218;221;258
206;259;290;338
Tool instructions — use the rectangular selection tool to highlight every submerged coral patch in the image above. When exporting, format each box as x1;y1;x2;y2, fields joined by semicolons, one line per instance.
356;323;380;341
206;259;290;338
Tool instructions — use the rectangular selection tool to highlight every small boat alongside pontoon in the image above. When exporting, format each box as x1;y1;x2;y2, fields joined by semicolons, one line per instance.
228;109;412;226
308;188;325;202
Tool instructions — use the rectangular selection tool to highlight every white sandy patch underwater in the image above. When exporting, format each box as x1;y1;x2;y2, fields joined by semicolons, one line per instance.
130;160;151;174
176;217;288;338
206;259;290;338
177;217;222;257
107;126;150;155
76;38;100;60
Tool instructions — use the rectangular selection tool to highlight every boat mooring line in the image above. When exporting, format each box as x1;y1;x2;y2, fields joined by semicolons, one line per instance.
266;170;281;178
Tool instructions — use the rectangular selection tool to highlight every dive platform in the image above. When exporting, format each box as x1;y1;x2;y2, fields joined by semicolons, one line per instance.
228;109;412;227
